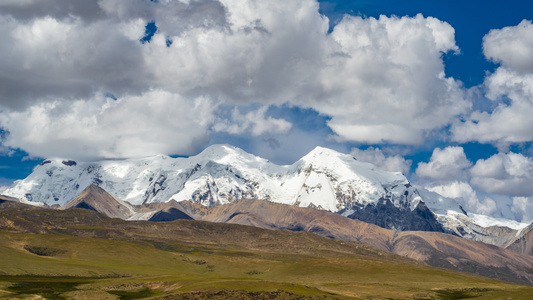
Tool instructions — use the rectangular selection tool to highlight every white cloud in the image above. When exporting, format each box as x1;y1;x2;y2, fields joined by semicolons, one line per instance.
0;144;13;156
0;1;471;158
100;0;229;36
452;68;533;145
426;180;533;222
427;181;497;217
350;147;412;174
416;146;472;182
0;91;216;160
0;0;323;158
143;0;328;104
213;106;292;136
317;14;469;145
0;0;103;21
483;20;533;73
470;152;533;197
452;20;533;146
416;150;533;222
512;197;533;224
0;14;149;110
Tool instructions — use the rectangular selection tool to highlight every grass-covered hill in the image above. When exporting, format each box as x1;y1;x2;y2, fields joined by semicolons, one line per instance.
1;200;533;299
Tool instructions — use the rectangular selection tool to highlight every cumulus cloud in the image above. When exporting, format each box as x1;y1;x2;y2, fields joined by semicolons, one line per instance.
350;147;412;174
470;152;533;197
0;144;13;156
416;146;472;182
0;0;470;159
0;91;216;160
213;106;292;136
0;0;104;21
452;20;533;146
415;148;533;222
318;14;469;145
0;14;149;110
483;20;533;73
144;0;328;104
100;0;229;37
452;68;533;146
427;181;498;217
511;197;533;224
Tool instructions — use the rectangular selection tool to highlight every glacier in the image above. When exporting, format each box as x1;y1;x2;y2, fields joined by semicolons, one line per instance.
4;145;415;210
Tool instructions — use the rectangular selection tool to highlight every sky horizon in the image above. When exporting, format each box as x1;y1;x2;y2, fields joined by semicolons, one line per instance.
1;0;532;223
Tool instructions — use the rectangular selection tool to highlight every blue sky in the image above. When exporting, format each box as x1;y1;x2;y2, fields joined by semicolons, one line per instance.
0;0;533;222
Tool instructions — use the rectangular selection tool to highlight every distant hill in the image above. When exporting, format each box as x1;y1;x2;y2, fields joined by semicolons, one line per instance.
62;185;136;220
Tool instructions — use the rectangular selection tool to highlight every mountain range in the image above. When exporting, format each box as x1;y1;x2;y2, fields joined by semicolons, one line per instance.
4;144;531;243
2;144;533;281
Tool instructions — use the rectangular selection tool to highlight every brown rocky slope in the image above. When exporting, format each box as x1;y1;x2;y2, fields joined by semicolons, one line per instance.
173;198;533;285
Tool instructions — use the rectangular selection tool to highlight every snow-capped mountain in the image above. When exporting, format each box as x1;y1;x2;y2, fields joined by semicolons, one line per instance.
417;187;533;249
4;144;442;231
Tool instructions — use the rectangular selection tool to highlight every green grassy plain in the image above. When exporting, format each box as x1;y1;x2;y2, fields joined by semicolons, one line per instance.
0;206;532;299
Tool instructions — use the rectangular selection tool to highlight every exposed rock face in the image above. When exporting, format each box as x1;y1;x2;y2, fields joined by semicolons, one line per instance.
345;199;445;232
148;207;193;222
62;185;135;220
471;224;519;248
506;223;533;256
0;194;19;204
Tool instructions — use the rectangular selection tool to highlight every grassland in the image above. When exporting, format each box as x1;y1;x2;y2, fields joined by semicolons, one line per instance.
0;204;533;299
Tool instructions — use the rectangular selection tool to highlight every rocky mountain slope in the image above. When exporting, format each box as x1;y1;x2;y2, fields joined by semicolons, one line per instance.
172;198;533;285
62;185;136;220
507;223;533;256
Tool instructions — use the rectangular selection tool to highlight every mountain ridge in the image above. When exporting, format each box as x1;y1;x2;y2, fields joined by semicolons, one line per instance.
172;198;533;284
3;144;443;232
3;144;531;249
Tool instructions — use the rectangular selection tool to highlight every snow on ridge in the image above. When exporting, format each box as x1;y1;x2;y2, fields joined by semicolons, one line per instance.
416;187;465;216
4;144;420;212
5;143;530;244
469;213;530;230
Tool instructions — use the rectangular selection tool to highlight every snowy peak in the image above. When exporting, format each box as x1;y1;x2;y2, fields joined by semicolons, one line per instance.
196;144;249;160
298;146;359;174
300;146;348;163
298;146;406;186
4;144;436;231
195;144;273;172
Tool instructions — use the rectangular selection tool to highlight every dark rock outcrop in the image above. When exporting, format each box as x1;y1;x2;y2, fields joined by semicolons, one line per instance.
346;199;446;233
148;207;193;222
